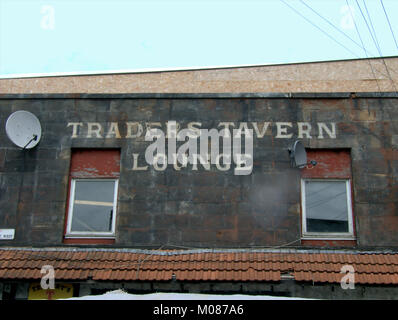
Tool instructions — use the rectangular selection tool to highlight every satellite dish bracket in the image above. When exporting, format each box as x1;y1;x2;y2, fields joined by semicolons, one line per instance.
288;140;317;169
23;134;38;150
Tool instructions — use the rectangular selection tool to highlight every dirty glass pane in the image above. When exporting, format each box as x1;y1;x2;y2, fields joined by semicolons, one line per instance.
74;180;115;203
71;180;116;233
305;180;349;233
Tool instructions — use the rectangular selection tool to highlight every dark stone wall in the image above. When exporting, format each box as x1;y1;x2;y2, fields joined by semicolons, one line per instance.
0;95;396;248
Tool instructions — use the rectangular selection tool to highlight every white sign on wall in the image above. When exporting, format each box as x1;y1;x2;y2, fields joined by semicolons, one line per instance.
0;229;15;240
67;120;337;175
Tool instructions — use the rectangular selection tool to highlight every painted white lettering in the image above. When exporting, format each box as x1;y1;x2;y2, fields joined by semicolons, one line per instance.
145;122;162;134
275;122;293;138
251;122;270;138
318;122;336;139
132;153;148;171
187;122;202;138
67;122;83;138
298;122;312;139
106;122;121;138
126;122;143;138
235;122;252;138
191;154;210;171
215;154;231;171
172;153;188;171
218;122;235;138
232;128;253;175
86;122;102;138
153;154;167;171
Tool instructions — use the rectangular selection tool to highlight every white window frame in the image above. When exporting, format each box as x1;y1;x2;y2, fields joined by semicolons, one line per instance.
301;178;355;240
65;178;118;239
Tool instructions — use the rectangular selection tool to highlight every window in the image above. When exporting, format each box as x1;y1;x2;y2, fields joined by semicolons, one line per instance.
300;150;355;240
67;179;118;236
301;179;353;237
64;149;120;240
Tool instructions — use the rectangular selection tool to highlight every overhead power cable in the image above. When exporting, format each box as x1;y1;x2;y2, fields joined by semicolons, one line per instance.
355;0;383;56
280;0;398;78
346;0;368;58
279;0;360;58
348;0;398;131
375;0;398;91
356;0;398;92
300;0;398;79
380;0;398;51
299;0;375;57
345;0;381;92
362;0;382;55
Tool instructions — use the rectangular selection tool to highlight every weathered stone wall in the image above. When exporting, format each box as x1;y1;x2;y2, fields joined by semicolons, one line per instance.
0;94;396;248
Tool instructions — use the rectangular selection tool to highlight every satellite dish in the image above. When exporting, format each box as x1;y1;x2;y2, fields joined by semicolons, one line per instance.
288;140;316;169
5;111;42;149
289;140;307;168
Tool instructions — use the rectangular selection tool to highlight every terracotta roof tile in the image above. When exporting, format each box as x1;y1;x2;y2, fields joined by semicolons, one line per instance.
77;251;87;260
156;270;166;280
176;270;186;280
389;254;398;264
1;248;398;284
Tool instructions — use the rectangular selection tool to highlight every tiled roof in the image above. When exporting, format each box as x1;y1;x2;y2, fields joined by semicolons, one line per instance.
1;248;398;284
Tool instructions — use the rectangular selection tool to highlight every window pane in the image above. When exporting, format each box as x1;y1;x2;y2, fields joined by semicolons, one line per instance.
71;180;115;233
305;181;349;233
71;204;113;232
74;180;115;203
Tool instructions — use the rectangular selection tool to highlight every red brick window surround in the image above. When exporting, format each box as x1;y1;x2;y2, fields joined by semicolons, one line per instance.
64;149;120;244
300;149;355;243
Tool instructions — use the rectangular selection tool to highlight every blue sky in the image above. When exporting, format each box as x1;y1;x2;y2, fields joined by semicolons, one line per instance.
1;0;398;76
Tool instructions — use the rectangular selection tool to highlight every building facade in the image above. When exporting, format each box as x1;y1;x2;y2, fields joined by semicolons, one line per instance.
0;57;398;299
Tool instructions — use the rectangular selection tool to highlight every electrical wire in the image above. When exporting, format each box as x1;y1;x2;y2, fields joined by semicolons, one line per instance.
361;0;398;87
346;0;398;134
362;0;382;55
347;1;398;210
4;0;398;283
279;0;361;58
346;0;368;58
299;0;375;57
356;0;383;56
295;0;398;81
380;0;398;51
356;0;396;90
281;0;398;87
346;0;382;92
356;0;398;92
